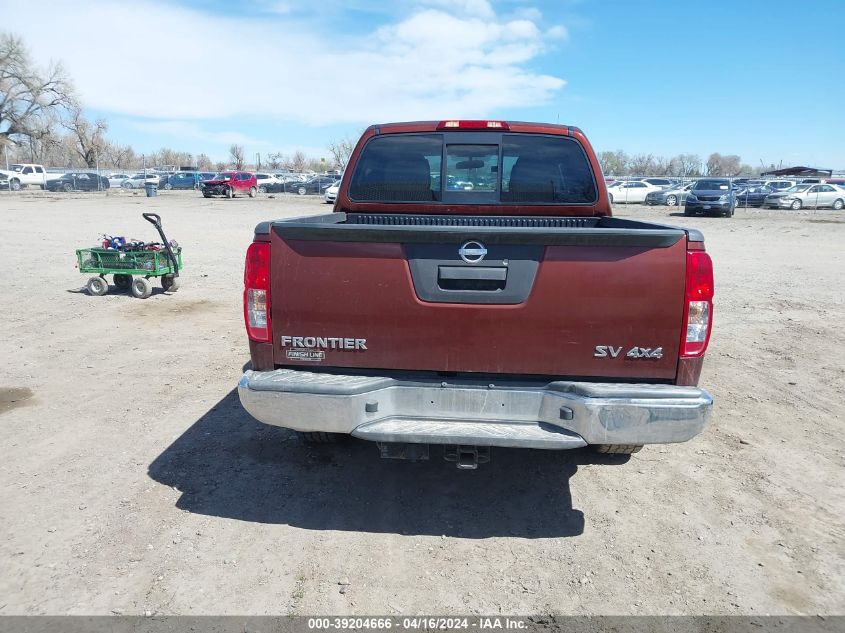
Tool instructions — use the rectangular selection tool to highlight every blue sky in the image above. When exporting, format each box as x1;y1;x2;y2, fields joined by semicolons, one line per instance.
3;0;844;168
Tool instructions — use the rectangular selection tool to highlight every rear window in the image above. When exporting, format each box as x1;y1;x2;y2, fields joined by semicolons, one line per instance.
349;133;597;204
350;134;442;202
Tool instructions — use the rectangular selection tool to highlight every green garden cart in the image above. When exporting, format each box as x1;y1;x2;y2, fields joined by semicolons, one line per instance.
77;213;182;299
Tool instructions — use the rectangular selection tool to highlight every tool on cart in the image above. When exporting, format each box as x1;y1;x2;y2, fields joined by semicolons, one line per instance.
76;213;183;299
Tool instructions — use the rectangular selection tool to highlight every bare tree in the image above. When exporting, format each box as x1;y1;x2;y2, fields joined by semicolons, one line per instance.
61;105;107;168
327;136;355;170
151;147;193;169
719;154;742;177
705;152;723;176
229;144;245;169
267;151;286;170
196;153;213;170
289;150;307;173
629;153;656;176
652;156;669;176
669;153;702;178
102;141;135;169
598;150;629;176
0;32;75;150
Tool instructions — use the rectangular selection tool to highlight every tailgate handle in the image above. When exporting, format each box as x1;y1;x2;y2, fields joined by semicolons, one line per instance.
437;266;507;292
438;266;507;281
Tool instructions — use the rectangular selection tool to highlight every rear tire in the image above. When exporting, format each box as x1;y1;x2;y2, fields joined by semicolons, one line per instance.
226;186;234;199
113;274;132;290
86;276;109;296
833;198;844;210
595;444;643;455
298;431;340;443
130;277;152;299
161;274;180;291
249;186;257;198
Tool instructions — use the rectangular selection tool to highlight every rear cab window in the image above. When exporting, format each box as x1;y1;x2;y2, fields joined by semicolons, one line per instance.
349;132;597;205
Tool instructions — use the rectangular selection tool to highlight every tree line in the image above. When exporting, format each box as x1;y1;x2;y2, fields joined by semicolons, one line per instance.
598;150;761;178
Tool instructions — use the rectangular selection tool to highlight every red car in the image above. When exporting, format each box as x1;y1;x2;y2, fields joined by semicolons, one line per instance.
200;171;257;198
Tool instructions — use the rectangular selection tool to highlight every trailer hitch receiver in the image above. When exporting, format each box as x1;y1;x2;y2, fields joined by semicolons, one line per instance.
444;445;491;470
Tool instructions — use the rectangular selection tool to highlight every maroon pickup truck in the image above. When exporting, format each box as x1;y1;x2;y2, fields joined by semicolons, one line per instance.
237;120;713;468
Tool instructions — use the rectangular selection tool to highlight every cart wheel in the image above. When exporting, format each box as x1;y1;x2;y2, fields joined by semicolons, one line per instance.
113;274;132;290
161;274;181;292
130;277;152;299
86;276;109;296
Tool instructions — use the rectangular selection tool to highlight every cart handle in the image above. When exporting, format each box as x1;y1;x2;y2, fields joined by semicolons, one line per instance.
142;213;179;277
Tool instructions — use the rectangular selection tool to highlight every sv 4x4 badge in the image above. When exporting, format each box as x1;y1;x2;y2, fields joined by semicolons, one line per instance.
594;345;663;359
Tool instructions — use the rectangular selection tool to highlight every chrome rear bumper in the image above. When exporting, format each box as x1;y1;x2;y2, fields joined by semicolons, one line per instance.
237;369;712;449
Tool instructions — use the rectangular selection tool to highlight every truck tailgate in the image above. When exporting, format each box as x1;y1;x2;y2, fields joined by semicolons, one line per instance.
268;215;688;381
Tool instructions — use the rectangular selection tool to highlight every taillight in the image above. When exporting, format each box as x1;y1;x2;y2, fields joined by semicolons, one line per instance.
681;250;714;357
244;242;271;342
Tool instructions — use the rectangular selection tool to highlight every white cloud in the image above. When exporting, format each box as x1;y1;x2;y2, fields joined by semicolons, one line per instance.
128;120;269;147
2;0;566;126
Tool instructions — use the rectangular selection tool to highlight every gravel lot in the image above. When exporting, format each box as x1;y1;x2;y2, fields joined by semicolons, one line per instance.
0;190;842;616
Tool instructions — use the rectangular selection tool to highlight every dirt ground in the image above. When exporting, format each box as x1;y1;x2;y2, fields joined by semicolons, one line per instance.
0;189;842;616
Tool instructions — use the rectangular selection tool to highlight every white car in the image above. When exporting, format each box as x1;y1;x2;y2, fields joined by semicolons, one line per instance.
323;180;340;204
254;173;283;193
107;173;132;188
764;184;845;210
121;173;160;189
606;180;663;204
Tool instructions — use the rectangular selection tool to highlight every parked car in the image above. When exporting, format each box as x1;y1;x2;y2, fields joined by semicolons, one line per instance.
161;172;204;190
121;173;159;189
254;173;284;194
323;180;340;204
735;185;774;208
764;184;845;210
200;171;257;198
606;180;662;203
645;182;694;206
288;175;338;195
107;173;132;188
237;119;714;465
684;178;735;217
0;172;9;189
45;172;110;192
